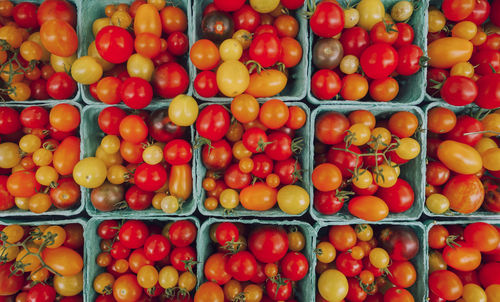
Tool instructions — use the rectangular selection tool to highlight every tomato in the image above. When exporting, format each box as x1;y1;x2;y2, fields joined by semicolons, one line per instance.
479;262;500;287
443;241;481;271
152;62;189;99
95;26;133;64
194;71;218;98
246;69;288;98
37;0;76;27
437;140;482;175
340;27;370;57
428;37;473;68
376;178;414;213
51;178;80;209
98;107;126;135
317;269;348;301
40;19;77;57
328;225;356;252
239;183;277;211
315;112;349;145
52;136;80;176
169;220;197;247
232;4;260;32
277;185;309;215
475;73;500;109
118;220;149;250
388;261;416;288
119;77;153;109
396;44;423;76
310;2;344;37
312;163;342;192
194;282;224;302
326;143;362;177
216;60;250;97
0;176;14;210
53;271;83;296
379;226;419;261
311;69;341;100
249;33;281;68
113;274;142;302
7;171;40;197
394;23;414;48
124;186;150;211
336;252;362;277
143;234;170;262
280;37;302;68
42;246;83;276
248;226;288;264
205;253;231;285
0;262;23;295
169;164;192;200
0;107;21;135
190;39;220;70
442;0;475;21
345;277;367;302
27;283;56;302
360;43;398;80
226;251;257;281
440;76;478;106
383;288;414;302
348;196;389;221
134;163;167;192
196;104;230;141
46;72;77;100
370;21;398;44
259;99;289;130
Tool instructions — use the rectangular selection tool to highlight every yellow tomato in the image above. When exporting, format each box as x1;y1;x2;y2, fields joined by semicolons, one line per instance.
53;271;83;296
486;285;500;302
395;137;421;160
277;185;309;215
217;60;250;97
71;56;103;84
88;41;114;71
50;54;76;73
348;123;371;146
318;269;348;302
219;188;239;210
352;169;373;189
462;283;487;302
452;21;477;40
450;62;475;78
481;113;500;137
250;0;280;13
72;157;107;188
0;142;21;169
475;137;497;155
356;0;385;30
344;8;360;28
127;53;154;81
373;164;398;188
428;10;446;33
426;193;450;214
168;94;198;126
219;39;243;61
92;18;112;36
482;148;500;171
134;4;162;37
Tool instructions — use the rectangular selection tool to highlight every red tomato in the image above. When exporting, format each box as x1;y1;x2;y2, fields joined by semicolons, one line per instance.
97;220;119;239
327;143;363;178
214;0;245;11
314;189;344;215
164;139;192;165
443;174;484;214
224;164;251;189
232;4;260;32
168;220;197;247
265;277;292;301
167;31;188;56
310;1;344;37
396;45;423;76
120;77;153;109
360;43;398;80
0;175;14;211
441;0;475;21
336;252;362;277
470;49;500;75
464;0;490;24
0;107;21;135
280;251;308;281
249;33;281;68
264;131;294;161
201;139;232;170
370;21;398;44
46;72;77;100
151;62;189;98
248;226;289;263
315;112;349;145
274;157;301;185
463;222;500;252
196;104;230;141
170;246;196;272
216;223;240;247
118;220;149;249
475;73;500;109
376;179;414;213
443;241;481;271
426;161;450;186
311;69;341;100
339;27;370;57
0;262;23;295
441;76;477;106
144;234;171;261
96;26;133;64
479;262;500;287
394;23;414;48
194;71;218;98
429;270;463;301
13;2;37;28
243;127;269;153
37;0;77;27
226;251;257;281
134;163;167;192
98;106;127;135
125;185;154;210
27;283;56;302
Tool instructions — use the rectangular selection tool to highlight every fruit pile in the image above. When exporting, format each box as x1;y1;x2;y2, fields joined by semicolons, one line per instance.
427;0;500;109
0;222;84;300
0;0;78;102
191;0;304;99
82;1;190;107
91;219;198;302
428;222;500;301
425;106;500;215
196;221;310;301
198;99;310;215
316;224;421;301
82;104;194;214
309;0;424;102
0;104;81;214
312;109;421;221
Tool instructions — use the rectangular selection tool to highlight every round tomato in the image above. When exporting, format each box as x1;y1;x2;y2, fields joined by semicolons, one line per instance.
169;220;197;247
96;26;133;64
40;19;77;57
310;2;344;37
119;220;149;249
311;69;341;100
376;179;414;213
120;77;153;109
152;62;189;99
113;274;142;302
134;163;167;192
443;174;484;214
315;112;349;145
196;104;230;141
248;226;288;263
360;43;398;80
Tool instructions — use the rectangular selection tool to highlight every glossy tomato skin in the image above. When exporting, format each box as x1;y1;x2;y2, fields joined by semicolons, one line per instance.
98;107;127;135
0;176;14;211
196;104;230;141
336;252;362;277
346;277;367;302
169;220;197;247
119;220;149;249
27;283;56;302
464;0;490;24
13;2;38;28
0;262;23;295
311;69;341;100
340;27;369;57
470;49;500;76
249;33;281;68
445;115;483;146
441;76;477;106
274;157;301;185
120;77;153;109
327;143;363;177
315;112;349;145
443;174;484;214
0;107;21;135
152;62;189;98
46;72;77;100
265;131;293;161
394;23;414;48
134;163;167;192
360;43;398;80
144;234;170;261
396;44;423;76
429;270;463;301
379;226;419;261
479;262;500;287
96;26;134;64
232;4;260;32
148;108;186;143
280;251;308;281
475;73;500;109
376;179;414;213
38;0;77;27
248;226;289;263
224;164;251;189
194;71;218;98
310;2;344;38
444;241;480;272
226;251;257;281
202;139;232;170
266;278;292;301
125;185;154;210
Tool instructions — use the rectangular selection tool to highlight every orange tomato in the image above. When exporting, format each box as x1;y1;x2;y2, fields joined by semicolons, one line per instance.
40;20;78;57
169;164;192;200
42;246;83;276
239;183;277;211
134;4;162;37
49;104;80;132
259;99;289;129
52;136;80;176
348;196;389;221
245;70;288;98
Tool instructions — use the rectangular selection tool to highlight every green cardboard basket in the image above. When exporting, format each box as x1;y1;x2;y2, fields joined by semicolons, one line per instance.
309;105;426;222
423;102;499;218
1;0;82;104
191;0;309;102
423;219;500;300
307;0;428;105
195;101;312;217
84;216;200;302
197;217;315;301
78;0;193;106
0;101;85;217
81;103;197;217
0;217;87;301
314;221;427;301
